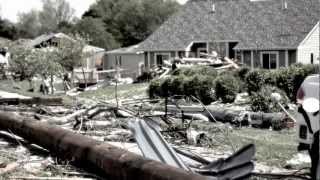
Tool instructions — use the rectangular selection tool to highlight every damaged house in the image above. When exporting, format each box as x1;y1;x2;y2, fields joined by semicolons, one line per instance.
105;0;319;75
28;33;105;84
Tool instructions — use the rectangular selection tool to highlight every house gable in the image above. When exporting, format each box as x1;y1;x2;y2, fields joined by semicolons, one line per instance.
297;22;319;64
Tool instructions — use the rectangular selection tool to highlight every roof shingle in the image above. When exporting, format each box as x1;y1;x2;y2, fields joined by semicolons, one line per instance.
138;0;320;51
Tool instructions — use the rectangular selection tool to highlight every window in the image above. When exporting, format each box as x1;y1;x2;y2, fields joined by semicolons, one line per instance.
261;52;279;69
311;53;314;64
115;56;122;67
155;53;170;66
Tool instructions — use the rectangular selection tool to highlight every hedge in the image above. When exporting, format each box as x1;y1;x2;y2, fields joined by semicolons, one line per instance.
245;64;319;101
250;85;289;113
148;64;319;108
214;74;240;103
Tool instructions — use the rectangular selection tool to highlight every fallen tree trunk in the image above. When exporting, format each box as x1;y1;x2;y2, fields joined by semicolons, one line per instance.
154;105;285;129
0;112;209;180
0;97;63;106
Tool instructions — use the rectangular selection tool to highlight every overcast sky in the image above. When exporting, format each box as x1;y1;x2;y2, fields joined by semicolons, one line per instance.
0;0;188;23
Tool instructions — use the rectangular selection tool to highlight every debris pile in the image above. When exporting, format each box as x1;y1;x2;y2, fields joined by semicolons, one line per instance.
0;91;307;179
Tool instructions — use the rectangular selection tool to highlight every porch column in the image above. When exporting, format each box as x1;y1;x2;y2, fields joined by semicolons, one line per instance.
147;52;151;71
285;50;289;67
241;51;244;65
175;51;179;58
206;41;209;53
251;51;254;69
226;43;229;58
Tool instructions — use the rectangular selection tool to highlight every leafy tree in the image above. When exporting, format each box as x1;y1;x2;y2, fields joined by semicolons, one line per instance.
9;45;37;81
9;34;88;93
76;17;119;50
54;34;87;72
0;18;18;40
82;0;181;47
16;10;40;38
15;0;75;37
39;0;75;34
9;45;41;90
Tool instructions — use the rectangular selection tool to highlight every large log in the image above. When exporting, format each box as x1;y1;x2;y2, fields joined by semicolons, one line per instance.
0;97;63;106
0;112;211;180
154;105;285;129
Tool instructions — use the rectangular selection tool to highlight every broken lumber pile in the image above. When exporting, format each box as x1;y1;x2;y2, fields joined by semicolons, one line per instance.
0;112;208;180
0;97;63;106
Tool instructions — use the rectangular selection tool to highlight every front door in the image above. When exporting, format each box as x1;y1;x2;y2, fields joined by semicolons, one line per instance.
155;54;170;66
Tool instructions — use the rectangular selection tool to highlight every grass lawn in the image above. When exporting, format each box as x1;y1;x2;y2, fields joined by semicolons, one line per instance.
229;127;298;167
79;83;149;101
192;121;299;168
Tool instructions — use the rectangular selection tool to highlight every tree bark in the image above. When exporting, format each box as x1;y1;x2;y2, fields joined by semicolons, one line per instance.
50;74;54;94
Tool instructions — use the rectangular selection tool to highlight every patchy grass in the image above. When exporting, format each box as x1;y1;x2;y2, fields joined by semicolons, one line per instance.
229;127;297;167
0;79;64;97
0;79;71;106
79;83;149;101
192;122;298;167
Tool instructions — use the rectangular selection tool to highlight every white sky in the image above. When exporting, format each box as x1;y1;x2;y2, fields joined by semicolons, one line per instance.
0;0;188;23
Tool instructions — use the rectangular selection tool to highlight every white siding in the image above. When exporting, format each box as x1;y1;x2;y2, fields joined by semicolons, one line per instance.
297;22;320;64
105;54;144;79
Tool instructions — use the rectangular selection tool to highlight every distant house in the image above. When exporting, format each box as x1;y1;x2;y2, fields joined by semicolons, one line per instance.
108;0;319;72
28;33;105;70
29;33;105;84
105;44;145;79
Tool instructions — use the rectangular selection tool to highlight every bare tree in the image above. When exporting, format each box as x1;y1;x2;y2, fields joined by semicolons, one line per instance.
39;0;75;33
17;10;40;38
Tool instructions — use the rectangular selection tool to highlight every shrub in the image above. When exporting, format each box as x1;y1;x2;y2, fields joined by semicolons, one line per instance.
169;75;186;96
250;85;289;113
196;76;216;105
245;69;266;95
199;66;218;77
136;72;154;82
214;74;240;103
272;64;319;101
148;79;162;98
159;77;171;97
236;66;251;80
172;66;218;78
182;75;215;104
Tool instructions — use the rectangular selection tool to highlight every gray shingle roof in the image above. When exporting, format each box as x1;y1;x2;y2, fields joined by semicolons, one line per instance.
106;44;142;54
138;0;320;51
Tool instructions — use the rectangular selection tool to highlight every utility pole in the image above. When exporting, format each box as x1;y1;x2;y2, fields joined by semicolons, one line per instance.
317;1;320;178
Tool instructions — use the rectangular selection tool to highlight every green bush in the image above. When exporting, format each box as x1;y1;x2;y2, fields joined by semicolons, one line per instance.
236;66;251;80
272;64;319;101
136;72;154;82
148;79;162;98
183;75;216;105
195;76;216;105
214;74;240;103
250;85;289;113
172;66;218;78
245;69;266;94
